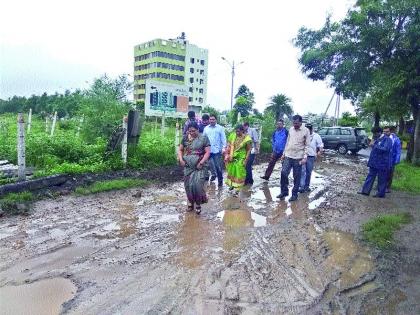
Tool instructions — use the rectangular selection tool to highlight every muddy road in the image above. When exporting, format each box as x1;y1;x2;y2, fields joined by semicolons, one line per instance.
0;153;419;314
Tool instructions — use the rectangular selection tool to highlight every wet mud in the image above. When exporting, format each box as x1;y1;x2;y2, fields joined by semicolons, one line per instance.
0;152;419;314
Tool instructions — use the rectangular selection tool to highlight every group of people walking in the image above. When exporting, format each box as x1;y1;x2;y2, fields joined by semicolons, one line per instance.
177;111;324;213
177;110;401;214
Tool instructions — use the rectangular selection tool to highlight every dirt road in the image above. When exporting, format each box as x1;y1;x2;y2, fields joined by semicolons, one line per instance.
1;153;419;314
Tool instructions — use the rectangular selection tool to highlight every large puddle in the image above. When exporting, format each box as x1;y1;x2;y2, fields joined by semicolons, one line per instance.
323;230;375;293
0;277;76;315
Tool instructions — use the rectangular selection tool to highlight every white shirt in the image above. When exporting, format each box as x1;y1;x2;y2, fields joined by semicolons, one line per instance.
307;132;324;156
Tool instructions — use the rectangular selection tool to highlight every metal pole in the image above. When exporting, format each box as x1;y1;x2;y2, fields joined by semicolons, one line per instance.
17;113;26;181
230;61;235;110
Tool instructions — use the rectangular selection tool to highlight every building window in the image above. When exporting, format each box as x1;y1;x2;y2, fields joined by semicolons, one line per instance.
200;60;205;65
190;58;195;63
199;79;204;84
189;97;193;102
189;78;194;83
190;68;194;73
200;70;204;75
199;88;203;94
189;87;193;92
199;98;203;103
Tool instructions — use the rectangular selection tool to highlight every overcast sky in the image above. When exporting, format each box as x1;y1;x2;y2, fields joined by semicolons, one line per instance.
0;0;356;115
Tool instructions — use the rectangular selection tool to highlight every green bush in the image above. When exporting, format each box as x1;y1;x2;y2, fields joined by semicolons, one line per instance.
128;131;177;169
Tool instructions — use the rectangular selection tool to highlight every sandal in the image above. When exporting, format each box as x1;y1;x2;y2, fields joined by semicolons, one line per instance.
187;203;194;212
195;205;201;214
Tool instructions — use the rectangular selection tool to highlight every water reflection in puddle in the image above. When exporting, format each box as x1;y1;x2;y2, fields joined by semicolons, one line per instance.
216;210;267;228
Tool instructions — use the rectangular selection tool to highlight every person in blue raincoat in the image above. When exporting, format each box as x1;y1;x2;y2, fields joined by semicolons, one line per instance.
358;127;393;198
384;126;402;193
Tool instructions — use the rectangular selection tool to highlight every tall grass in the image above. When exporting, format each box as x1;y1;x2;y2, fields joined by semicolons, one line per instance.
393;162;420;193
362;213;411;249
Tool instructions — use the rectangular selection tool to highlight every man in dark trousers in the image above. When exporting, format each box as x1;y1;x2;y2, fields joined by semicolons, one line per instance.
261;119;288;180
358;126;393;198
277;115;310;202
385;126;401;193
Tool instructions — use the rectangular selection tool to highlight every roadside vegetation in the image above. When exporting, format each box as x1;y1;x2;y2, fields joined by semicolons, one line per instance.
362;213;411;249
75;178;149;195
392;162;420;194
0;191;34;215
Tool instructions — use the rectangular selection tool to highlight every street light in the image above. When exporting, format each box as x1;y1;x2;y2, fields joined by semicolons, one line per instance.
221;57;244;110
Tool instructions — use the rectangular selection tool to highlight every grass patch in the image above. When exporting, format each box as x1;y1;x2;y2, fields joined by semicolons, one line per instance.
75;178;149;195
0;191;34;215
393;162;420;193
362;213;411;249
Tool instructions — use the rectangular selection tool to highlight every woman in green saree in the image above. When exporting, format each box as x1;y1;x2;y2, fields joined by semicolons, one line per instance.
224;125;252;190
178;122;211;214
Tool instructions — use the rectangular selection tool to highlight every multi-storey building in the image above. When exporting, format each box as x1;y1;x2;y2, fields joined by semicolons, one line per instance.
134;33;208;113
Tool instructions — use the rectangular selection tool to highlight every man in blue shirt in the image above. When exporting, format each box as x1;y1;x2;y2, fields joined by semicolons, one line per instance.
384;126;402;193
203;115;227;187
358;126;393;198
261;119;288;180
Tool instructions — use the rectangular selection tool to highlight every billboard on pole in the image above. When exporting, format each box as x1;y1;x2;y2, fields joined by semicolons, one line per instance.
145;80;189;118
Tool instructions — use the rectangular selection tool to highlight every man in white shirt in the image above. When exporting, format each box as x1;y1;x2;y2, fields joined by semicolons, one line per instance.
299;123;324;193
203;115;227;187
278;115;310;201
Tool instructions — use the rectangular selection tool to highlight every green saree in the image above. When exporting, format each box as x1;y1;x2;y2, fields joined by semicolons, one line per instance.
225;133;252;188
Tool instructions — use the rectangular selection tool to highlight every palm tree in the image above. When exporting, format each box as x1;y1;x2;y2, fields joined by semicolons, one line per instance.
266;94;293;121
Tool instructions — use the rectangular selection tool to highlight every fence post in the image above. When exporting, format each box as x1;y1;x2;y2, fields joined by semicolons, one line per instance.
50;111;57;137
76;115;84;137
161;111;166;137
122;116;128;166
154;116;158;135
258;125;263;153
27;108;32;134
45;115;49;133
175;122;180;156
17;113;26;181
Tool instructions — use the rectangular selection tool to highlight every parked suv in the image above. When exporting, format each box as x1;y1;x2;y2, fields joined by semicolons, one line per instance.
317;127;368;154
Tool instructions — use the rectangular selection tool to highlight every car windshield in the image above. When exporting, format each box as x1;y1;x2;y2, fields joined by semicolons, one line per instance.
355;129;367;136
